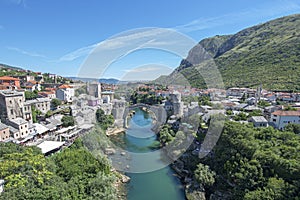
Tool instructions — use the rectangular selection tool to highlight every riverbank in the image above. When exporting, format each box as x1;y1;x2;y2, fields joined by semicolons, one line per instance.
106;127;126;136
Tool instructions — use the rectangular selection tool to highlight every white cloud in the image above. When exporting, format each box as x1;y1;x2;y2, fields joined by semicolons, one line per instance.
58;43;98;61
57;28;181;62
7;46;47;58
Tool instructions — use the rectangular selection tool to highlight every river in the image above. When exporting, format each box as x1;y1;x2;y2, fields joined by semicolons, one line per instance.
111;108;186;200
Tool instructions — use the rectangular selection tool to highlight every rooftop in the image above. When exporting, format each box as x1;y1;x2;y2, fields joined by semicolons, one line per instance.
0;90;23;97
0;123;9;130
0;76;20;81
9;117;28;125
250;116;268;123
58;84;72;89
272;110;300;116
37;141;65;154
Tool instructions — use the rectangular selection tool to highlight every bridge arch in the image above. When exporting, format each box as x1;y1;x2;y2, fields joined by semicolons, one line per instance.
123;103;167;131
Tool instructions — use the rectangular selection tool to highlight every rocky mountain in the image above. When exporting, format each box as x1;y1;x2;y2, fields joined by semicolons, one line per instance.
156;14;300;90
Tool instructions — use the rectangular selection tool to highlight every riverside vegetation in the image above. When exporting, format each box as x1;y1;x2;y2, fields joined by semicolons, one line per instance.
161;118;300;200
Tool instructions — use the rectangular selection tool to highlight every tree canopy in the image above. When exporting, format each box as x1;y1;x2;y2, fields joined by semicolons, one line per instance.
0;138;119;200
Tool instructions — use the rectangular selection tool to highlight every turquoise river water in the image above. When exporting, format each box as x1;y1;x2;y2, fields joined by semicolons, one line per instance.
111;108;186;200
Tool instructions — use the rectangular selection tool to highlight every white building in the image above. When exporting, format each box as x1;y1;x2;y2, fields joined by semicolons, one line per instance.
249;116;269;127
56;84;75;103
270;110;300;130
7;117;29;139
25;98;51;114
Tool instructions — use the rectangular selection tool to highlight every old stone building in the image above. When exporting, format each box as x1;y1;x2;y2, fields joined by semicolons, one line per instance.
25;98;51;114
87;82;101;98
0;90;27;121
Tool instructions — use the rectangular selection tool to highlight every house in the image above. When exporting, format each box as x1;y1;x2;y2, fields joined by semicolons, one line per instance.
56;84;75;103
249;116;269;127
38;91;56;99
232;103;248;111
0;76;20;88
264;93;277;102
0;90;28;121
270;110;300;130
0;123;10;142
23;81;41;91
25;98;51;114
278;93;296;102
11;75;35;83
6;117;29;139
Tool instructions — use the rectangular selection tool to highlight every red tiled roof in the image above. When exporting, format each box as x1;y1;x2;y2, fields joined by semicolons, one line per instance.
58;84;71;89
272;110;300;116
0;76;20;81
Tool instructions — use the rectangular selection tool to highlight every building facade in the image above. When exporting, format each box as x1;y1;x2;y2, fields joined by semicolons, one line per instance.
0;123;10;141
56;84;75;103
270;110;300;130
7;118;29;139
0;90;26;121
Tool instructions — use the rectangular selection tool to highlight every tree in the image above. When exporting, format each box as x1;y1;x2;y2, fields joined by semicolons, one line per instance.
31;105;42;123
284;123;300;134
96;109;114;130
0;138;119;200
24;90;38;100
194;163;216;188
158;127;173;144
51;98;61;109
61;115;75;127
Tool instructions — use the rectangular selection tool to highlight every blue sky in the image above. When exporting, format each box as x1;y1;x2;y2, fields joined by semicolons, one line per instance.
0;0;299;80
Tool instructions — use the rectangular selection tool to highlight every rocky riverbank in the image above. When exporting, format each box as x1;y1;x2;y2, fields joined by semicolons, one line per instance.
106;127;126;136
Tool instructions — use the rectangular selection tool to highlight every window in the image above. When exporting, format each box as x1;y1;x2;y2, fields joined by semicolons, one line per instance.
3;131;5;134
16;134;18;137
25;125;27;128
21;126;23;129
10;109;13;115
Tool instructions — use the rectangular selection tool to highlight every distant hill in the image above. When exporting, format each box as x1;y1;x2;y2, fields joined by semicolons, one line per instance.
156;14;300;91
68;77;121;84
0;63;23;71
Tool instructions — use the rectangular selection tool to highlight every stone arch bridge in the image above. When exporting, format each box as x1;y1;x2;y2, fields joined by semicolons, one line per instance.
123;103;167;130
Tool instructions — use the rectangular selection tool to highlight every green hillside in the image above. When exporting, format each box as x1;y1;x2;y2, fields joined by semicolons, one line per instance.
156;14;300;91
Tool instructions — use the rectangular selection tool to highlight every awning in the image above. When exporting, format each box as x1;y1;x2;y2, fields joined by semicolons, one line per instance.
37;141;65;154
